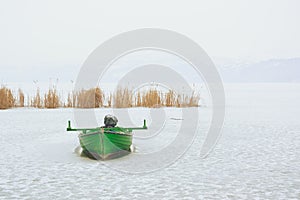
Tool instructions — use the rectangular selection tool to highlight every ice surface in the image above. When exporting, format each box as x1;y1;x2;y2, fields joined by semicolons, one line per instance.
0;83;300;199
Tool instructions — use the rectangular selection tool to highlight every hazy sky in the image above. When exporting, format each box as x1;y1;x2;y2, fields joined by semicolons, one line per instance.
0;0;300;81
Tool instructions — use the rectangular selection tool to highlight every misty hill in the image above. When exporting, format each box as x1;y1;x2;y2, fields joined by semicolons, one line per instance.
218;58;300;82
2;58;300;84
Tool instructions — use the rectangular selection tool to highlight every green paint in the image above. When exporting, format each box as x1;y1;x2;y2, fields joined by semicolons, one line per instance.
67;120;147;159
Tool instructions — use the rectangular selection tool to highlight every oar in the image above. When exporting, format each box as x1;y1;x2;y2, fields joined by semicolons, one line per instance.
66;119;147;133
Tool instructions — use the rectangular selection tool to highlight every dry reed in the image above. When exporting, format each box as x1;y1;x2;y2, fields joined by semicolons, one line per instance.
107;93;112;107
18;89;25;107
113;87;133;108
177;91;200;107
0;85;200;109
44;88;60;108
31;89;42;108
73;87;104;108
135;91;142;107
141;89;162;108
66;93;73;108
0;86;15;109
165;90;177;107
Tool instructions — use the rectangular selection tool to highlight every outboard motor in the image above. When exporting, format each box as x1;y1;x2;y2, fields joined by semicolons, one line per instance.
104;115;118;127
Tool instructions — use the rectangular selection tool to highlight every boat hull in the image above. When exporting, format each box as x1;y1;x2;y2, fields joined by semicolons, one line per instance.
79;130;132;160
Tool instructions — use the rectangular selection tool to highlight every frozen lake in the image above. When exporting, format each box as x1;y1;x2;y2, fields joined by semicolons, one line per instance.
0;83;300;199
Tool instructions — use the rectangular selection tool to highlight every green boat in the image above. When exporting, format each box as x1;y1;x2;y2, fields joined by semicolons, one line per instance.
67;115;147;160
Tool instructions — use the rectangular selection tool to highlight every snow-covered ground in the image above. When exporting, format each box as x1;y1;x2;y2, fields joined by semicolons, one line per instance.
0;83;299;199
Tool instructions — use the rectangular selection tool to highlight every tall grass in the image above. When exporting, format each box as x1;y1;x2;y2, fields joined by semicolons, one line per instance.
0;86;15;109
73;87;104;108
135;91;142;107
18;89;25;107
186;91;200;107
141;89;162;108
0;85;200;109
107;93;112;107
115;87;200;108
66;93;73;108
113;87;133;108
44;88;60;108
177;91;200;107
31;89;42;108
165;90;177;107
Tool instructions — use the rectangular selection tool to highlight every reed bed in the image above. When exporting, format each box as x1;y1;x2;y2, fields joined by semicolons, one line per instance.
72;87;104;108
0;85;200;109
165;90;177;107
44;88;60;108
113;87;133;108
31;89;42;108
0;86;15;109
140;89;162;108
176;91;200;107
18;89;25;107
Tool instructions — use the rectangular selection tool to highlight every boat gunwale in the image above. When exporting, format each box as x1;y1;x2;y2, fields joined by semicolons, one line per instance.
79;130;132;137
